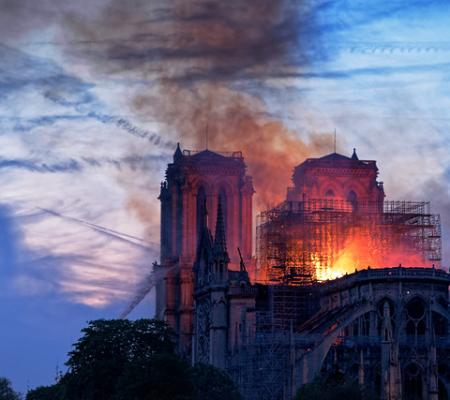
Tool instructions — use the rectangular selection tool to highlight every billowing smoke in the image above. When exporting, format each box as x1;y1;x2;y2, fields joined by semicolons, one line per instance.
57;0;330;209
62;0;321;79
133;85;332;208
0;0;332;225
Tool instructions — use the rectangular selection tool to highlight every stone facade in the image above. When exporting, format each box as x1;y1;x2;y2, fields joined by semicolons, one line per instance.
288;150;385;206
156;144;254;353
194;242;450;400
297;267;450;400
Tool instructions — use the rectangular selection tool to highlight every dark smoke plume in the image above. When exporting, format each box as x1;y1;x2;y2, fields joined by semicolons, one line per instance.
0;0;331;209
59;0;330;209
62;0;321;79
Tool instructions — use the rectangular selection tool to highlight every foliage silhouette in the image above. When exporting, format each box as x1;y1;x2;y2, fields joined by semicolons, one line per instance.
25;319;241;400
0;377;21;400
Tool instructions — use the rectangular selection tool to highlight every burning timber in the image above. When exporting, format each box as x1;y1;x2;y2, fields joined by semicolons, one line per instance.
256;199;441;284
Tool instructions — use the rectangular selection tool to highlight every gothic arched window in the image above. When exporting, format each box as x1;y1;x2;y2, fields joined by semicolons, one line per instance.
325;189;335;198
405;297;427;337
218;187;227;234
197;186;207;242
347;190;358;212
404;363;423;400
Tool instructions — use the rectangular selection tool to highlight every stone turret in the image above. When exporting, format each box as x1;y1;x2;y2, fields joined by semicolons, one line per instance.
193;201;230;368
212;200;230;285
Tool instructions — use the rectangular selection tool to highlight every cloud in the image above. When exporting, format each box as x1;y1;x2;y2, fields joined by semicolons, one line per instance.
0;158;82;173
0;42;171;307
6;205;158;307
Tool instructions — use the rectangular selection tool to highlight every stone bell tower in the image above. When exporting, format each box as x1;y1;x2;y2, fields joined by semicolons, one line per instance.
156;144;254;354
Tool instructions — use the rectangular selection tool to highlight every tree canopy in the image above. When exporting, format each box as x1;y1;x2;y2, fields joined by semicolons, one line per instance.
191;363;241;400
63;319;176;400
26;319;241;400
26;384;63;400
0;377;21;400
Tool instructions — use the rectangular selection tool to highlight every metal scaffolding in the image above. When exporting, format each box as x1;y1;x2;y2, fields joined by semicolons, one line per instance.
227;331;294;400
225;283;322;400
256;199;441;284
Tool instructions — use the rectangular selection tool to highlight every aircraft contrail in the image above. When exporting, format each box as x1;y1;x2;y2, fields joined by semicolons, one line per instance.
39;207;158;251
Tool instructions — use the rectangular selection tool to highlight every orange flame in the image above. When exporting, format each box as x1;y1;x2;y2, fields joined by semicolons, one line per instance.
315;227;433;281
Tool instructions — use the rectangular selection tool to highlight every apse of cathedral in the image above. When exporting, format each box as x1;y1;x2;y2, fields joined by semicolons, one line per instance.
156;144;449;400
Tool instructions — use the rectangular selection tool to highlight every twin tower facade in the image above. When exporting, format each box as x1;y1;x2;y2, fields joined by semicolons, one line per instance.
155;145;254;352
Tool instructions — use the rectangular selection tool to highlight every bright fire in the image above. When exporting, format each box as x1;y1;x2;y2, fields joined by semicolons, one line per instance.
314;227;433;281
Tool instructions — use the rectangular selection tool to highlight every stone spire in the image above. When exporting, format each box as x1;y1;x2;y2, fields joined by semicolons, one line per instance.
214;199;229;260
196;200;213;260
195;201;213;286
174;142;183;161
351;148;359;160
358;349;365;386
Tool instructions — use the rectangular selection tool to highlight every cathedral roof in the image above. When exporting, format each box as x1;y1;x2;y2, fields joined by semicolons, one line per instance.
190;149;230;162
167;147;246;179
295;150;377;171
292;150;378;183
166;144;248;193
170;146;245;169
317;152;353;162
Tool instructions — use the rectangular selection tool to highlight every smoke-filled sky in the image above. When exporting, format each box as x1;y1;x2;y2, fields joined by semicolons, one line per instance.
1;0;450;393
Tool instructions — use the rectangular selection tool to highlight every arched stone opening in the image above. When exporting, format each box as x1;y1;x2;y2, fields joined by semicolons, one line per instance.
196;186;207;242
325;189;335;198
347;190;358;212
405;297;427;337
218;187;228;235
433;311;448;337
439;379;448;400
403;363;424;400
377;298;396;337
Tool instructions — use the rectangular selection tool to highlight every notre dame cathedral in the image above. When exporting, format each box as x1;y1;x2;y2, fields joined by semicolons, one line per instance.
156;144;449;400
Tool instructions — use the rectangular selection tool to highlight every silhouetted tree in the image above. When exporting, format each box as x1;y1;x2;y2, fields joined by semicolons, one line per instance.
114;353;193;400
0;377;21;400
191;363;242;400
63;319;177;400
25;319;242;400
26;383;64;400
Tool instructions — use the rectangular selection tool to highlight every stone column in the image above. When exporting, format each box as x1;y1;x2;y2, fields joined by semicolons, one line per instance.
230;187;240;264
181;183;190;256
178;265;194;355
171;184;178;257
164;259;178;331
210;293;228;369
240;176;254;261
185;186;197;259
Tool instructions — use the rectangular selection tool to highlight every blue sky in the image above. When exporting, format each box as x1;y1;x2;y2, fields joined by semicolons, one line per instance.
0;0;450;393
